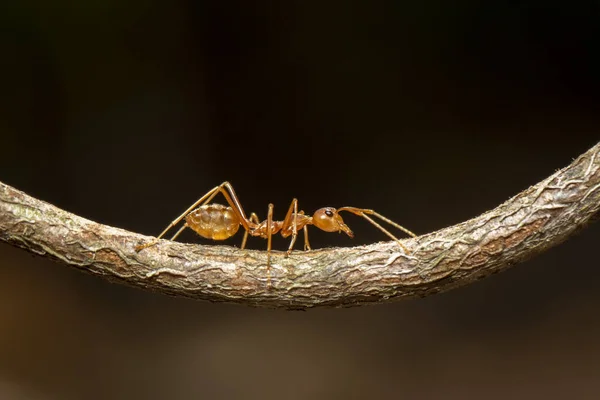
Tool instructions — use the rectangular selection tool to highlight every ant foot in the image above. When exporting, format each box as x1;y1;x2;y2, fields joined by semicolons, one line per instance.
135;238;159;252
395;240;410;254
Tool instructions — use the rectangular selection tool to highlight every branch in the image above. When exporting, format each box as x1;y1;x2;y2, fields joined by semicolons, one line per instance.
1;143;599;309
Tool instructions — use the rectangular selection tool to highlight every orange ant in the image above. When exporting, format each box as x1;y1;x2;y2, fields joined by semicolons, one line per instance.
136;182;416;270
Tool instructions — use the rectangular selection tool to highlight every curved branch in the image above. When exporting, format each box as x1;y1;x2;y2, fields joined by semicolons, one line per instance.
1;143;599;309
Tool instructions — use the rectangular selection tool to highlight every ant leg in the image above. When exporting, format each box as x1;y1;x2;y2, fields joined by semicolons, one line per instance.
241;213;260;249
303;224;312;251
281;199;299;256
220;182;253;229
266;203;274;285
337;207;415;253
170;224;188;241
291;209;312;251
136;222;188;251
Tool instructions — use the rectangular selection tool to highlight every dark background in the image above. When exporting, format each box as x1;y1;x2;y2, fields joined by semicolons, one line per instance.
1;1;599;399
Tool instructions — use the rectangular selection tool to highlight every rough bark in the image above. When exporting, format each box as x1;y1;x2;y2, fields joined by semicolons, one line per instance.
1;143;599;309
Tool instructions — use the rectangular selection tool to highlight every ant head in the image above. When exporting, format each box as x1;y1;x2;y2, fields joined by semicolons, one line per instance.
313;207;354;237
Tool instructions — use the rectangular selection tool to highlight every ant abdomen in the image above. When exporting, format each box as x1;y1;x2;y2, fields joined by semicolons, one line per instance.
185;204;240;240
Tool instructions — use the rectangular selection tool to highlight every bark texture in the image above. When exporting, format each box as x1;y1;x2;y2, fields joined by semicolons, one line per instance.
1;142;599;309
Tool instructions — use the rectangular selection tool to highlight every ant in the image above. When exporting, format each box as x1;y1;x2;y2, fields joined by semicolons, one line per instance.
136;181;416;272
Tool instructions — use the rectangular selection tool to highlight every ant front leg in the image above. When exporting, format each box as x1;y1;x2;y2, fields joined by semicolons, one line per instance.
303;224;312;251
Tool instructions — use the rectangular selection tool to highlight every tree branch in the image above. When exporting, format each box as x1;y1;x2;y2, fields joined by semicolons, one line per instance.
1;143;599;309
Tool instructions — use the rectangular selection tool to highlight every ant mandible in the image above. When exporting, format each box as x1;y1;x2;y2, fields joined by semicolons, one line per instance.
136;181;416;270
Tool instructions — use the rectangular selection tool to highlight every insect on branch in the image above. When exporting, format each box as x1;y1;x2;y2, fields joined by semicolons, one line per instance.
0;141;599;309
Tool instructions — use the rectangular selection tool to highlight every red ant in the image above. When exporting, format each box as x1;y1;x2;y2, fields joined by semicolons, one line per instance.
136;182;416;269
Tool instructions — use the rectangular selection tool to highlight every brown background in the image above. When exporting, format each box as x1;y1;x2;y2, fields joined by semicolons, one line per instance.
1;2;599;399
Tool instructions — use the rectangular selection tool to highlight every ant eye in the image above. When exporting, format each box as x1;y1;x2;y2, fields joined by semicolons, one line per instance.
325;210;334;217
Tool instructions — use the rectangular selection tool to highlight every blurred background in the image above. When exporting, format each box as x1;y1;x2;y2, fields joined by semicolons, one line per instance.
1;1;599;399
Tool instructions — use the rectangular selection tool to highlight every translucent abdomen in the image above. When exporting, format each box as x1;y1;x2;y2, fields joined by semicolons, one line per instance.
185;204;240;240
